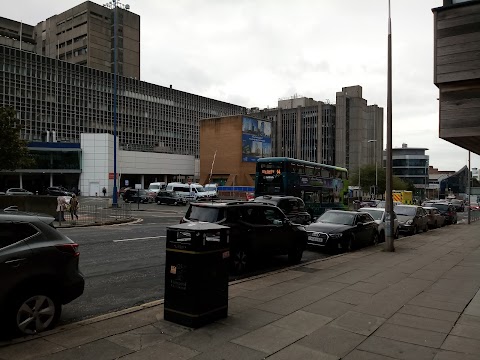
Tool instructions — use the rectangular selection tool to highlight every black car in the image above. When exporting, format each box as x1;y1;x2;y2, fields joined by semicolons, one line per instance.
123;189;153;203
181;201;307;274
429;202;458;225
155;191;187;206
449;199;464;213
395;205;429;235
253;195;311;225
46;186;75;197
306;210;378;252
0;211;84;337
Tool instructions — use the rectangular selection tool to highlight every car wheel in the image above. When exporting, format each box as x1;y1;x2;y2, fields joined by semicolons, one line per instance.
288;243;304;264
9;290;61;336
372;232;379;246
341;235;353;253
231;249;249;274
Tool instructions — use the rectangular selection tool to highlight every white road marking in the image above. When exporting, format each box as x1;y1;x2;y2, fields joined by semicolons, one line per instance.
113;235;166;243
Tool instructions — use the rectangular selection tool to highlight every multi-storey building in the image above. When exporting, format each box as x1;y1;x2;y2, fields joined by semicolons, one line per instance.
0;17;36;53
391;144;430;198
250;96;337;165
335;86;383;173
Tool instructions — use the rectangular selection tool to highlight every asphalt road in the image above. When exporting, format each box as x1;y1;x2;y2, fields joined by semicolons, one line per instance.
58;203;331;324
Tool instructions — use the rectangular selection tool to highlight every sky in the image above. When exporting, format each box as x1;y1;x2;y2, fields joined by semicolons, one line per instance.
5;0;479;172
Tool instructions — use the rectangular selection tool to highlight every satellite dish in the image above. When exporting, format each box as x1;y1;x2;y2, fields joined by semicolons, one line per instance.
125;4;130;9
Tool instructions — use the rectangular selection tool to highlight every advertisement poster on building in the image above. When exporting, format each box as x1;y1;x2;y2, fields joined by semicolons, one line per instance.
242;117;272;162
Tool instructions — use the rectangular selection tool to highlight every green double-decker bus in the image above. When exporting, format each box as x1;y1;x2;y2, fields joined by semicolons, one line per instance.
255;157;348;217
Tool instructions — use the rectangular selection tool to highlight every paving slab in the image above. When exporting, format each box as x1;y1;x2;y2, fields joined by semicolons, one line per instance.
441;335;480;355
303;298;356;319
227;296;265;315
374;323;447;349
325;289;373;305
410;291;472;306
346;281;388;294
270;310;332;335
433;350;479;360
151;320;192;338
407;296;467;313
0;338;65;360
363;268;409;285
342;349;397;360
266;343;340;360
387;313;454;334
398;304;460;322
218;308;282;331
35;339;133;360
327;268;382;285
189;342;267;360
170;322;248;353
231;324;304;354
119;340;199;360
457;314;480;328
240;281;305;302
329;311;385;336
106;324;170;351
358;335;439;360
297;325;366;358
450;324;480;340
44;324;118;348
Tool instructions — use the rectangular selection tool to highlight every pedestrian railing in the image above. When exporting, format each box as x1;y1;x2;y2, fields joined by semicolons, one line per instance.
468;209;480;223
58;203;132;227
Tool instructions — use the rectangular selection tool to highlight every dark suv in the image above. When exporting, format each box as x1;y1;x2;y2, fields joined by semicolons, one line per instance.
181;201;307;273
0;211;84;337
46;186;74;197
253;195;311;225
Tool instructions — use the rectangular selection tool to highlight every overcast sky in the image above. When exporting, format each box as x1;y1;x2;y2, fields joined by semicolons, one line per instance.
6;0;479;171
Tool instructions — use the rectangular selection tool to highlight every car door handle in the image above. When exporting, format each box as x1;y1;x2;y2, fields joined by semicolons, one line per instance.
5;258;27;266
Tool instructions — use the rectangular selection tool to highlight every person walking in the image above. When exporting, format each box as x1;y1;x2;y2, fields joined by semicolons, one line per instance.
102;187;107;197
70;194;79;222
56;196;67;226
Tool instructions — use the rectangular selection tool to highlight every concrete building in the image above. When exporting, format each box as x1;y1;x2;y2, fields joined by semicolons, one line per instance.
250;96;336;165
0;17;36;53
199;115;271;186
335;86;383;174
427;165;456;199
33;1;140;78
432;0;480;155
391;144;430;198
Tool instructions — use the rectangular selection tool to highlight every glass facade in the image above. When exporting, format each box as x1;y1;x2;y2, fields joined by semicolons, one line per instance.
0;45;246;158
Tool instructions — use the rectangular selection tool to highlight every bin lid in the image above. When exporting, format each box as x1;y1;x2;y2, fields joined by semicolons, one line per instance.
167;222;229;231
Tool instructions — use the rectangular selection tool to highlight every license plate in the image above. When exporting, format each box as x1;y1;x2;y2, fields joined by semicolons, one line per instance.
308;236;324;243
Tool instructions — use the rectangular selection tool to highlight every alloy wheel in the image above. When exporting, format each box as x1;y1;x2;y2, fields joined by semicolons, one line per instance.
233;250;248;273
16;295;56;335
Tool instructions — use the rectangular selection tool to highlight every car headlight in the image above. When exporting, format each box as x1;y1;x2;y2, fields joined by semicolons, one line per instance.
328;233;343;239
406;220;413;225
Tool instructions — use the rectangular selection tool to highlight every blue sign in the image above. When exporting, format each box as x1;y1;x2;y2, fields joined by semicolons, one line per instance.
242;117;272;162
125;180;129;186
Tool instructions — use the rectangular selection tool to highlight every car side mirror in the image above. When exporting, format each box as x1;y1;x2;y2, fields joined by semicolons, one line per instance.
356;222;364;227
282;218;290;225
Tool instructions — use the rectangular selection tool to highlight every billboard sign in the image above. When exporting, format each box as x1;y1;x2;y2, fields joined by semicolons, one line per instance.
241;117;272;162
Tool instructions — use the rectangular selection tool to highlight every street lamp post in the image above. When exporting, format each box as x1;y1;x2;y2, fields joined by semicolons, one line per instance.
112;0;118;207
368;139;378;197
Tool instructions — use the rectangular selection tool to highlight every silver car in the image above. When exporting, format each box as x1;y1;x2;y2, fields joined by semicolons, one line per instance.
5;188;33;196
358;207;399;242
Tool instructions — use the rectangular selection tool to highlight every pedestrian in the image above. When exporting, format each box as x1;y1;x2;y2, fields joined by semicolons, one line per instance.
56;196;67;226
102;187;107;197
70;194;79;222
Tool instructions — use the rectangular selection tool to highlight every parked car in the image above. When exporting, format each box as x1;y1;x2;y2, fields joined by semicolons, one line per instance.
423;206;445;228
181;201;307;273
46;186;75;197
253;195;311;225
358;207;399;241
155;191;187;206
0;211;84;337
376;201;402;208
306;210;378;252
469;202;479;211
5;188;33;196
395;205;429;235
449;199;465;212
429;202;457;225
123;189;153;203
119;187;131;200
203;183;219;198
147;182;166;197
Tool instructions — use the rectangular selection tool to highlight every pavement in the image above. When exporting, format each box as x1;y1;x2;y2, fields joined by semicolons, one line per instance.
1;221;480;360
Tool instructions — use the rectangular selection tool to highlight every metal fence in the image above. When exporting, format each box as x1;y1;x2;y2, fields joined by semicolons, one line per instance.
57;203;132;226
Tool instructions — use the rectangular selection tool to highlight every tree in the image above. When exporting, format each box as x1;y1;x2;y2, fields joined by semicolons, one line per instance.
0;107;33;171
349;164;413;195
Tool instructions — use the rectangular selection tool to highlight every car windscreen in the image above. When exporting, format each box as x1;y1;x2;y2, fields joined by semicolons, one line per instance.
359;209;383;221
194;186;206;193
204;186;216;191
316;212;355;225
432;204;449;211
395;206;416;216
148;185;160;190
186;206;224;222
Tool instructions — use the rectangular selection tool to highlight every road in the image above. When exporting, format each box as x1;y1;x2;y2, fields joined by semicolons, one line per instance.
58;202;331;324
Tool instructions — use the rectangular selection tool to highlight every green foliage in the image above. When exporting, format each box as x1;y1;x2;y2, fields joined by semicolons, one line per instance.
0;107;33;171
349;164;414;194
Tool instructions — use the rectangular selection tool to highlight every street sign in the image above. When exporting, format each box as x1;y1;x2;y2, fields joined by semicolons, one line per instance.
125;180;129;186
135;183;142;190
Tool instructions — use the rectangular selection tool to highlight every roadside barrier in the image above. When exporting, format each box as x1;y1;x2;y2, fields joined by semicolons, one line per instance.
57;203;132;226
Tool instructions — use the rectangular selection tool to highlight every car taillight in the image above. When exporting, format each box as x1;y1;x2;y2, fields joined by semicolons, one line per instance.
56;243;80;257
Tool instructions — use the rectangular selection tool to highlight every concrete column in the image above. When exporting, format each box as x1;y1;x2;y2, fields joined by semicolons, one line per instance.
50;173;53;187
141;175;145;189
296;107;302;159
19;174;23;188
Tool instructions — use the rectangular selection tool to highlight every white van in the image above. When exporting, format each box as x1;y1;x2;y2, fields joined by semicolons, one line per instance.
165;183;208;201
147;182;166;195
204;183;219;197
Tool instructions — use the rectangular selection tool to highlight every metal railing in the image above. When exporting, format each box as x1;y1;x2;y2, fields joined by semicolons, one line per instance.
57;203;132;226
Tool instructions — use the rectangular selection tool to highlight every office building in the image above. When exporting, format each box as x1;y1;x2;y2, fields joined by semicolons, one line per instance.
0;17;36;53
433;0;480;155
335;86;383;174
391;144;430;198
34;1;140;79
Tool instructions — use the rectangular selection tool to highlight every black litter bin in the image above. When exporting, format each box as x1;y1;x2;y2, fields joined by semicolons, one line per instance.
164;222;230;328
